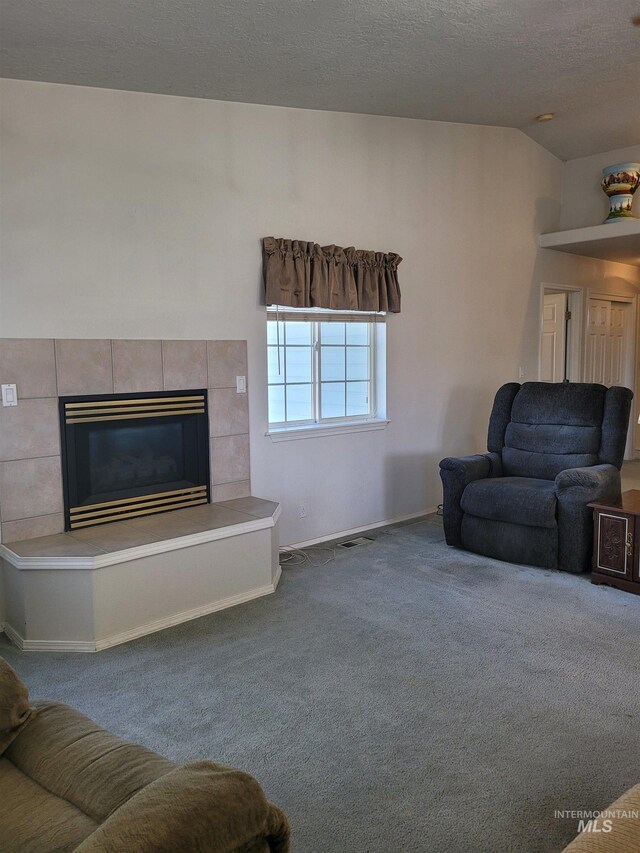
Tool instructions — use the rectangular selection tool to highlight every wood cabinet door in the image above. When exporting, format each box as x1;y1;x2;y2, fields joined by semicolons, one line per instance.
594;510;634;579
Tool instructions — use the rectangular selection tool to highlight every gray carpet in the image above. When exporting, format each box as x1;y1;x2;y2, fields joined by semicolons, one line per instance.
2;515;640;853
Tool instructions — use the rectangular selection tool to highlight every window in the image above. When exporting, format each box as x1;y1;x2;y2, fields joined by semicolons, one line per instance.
267;309;386;433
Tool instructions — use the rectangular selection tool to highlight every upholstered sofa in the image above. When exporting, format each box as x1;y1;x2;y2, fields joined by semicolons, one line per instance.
440;382;633;573
0;658;290;853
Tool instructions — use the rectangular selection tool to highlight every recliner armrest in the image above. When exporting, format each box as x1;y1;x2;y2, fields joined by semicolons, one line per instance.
439;453;502;546
555;464;622;574
439;452;502;481
555;463;621;498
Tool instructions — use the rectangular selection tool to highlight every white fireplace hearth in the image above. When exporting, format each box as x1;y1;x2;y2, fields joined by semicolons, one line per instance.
0;498;281;652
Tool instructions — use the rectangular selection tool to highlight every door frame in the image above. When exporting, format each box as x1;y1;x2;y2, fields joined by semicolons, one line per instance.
538;283;584;383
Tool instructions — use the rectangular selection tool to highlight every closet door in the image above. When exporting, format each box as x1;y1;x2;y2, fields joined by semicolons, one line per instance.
585;298;630;387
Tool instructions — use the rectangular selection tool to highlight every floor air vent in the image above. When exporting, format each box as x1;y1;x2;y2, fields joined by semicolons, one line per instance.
338;536;374;549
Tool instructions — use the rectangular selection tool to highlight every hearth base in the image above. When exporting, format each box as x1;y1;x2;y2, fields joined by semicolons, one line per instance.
0;498;280;652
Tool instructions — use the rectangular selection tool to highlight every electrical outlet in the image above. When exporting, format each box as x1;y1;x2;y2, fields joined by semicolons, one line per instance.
298;504;308;519
518;366;525;379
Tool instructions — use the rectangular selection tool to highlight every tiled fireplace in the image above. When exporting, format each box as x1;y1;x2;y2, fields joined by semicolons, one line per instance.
0;337;284;653
0;338;251;543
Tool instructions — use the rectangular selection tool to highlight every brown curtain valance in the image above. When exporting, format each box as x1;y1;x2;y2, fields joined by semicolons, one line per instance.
262;237;402;313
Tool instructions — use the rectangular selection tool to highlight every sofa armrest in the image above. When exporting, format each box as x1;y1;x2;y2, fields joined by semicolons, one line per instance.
555;464;622;574
562;783;640;852
0;658;37;756
439;453;501;546
74;760;290;853
6;702;175;823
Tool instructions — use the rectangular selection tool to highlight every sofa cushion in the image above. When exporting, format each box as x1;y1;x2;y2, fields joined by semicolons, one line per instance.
510;382;606;427
0;756;98;853
502;382;606;479
5;701;175;823
461;477;558;529
505;422;601;456
0;658;37;755
502;446;599;481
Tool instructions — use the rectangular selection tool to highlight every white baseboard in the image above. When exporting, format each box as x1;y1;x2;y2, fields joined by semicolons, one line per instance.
286;507;438;550
3;568;282;653
4;623;98;652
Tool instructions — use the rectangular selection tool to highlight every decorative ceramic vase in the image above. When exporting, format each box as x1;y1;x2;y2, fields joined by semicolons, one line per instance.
601;163;640;222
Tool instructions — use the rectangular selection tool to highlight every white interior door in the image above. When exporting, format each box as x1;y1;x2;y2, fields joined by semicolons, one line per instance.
585;298;630;387
608;303;627;387
585;296;635;459
541;292;567;382
585;298;611;384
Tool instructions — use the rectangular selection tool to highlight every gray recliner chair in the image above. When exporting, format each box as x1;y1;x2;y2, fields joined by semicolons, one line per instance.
439;382;633;573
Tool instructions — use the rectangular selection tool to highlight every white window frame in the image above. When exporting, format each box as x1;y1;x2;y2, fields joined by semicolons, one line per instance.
266;308;389;441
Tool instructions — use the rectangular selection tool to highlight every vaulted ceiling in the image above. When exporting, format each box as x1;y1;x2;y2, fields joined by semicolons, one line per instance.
1;0;639;160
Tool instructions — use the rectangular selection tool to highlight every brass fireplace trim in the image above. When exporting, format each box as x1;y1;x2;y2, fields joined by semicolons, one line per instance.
64;394;205;424
69;485;209;528
65;395;204;408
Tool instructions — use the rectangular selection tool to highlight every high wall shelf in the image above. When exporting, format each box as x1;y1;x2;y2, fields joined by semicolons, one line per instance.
538;219;640;267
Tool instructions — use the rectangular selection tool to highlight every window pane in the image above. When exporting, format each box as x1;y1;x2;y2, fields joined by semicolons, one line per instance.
320;322;345;345
347;346;369;381
268;313;380;427
285;321;312;345
347;381;370;416
268;385;285;423
267;320;285;346
321;382;346;418
285;346;312;383
346;323;369;345
321;346;345;381
286;384;313;421
267;346;285;384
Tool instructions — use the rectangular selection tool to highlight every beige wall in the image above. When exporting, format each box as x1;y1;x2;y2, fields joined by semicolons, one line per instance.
1;78;638;545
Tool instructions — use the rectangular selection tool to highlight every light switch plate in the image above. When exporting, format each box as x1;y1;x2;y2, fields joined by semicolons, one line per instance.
236;375;247;394
1;384;18;406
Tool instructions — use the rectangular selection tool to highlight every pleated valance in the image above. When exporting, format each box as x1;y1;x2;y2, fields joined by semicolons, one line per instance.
262;237;402;313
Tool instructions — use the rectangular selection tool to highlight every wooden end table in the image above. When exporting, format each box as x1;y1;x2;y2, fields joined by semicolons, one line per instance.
589;489;640;595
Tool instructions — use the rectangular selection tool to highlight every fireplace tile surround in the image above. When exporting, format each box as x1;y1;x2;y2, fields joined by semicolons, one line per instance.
111;339;164;393
0;338;251;543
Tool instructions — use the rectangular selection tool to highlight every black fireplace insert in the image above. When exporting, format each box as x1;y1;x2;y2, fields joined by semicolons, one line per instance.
59;390;210;530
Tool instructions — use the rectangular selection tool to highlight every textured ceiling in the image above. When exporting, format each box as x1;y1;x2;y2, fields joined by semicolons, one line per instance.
1;0;639;160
